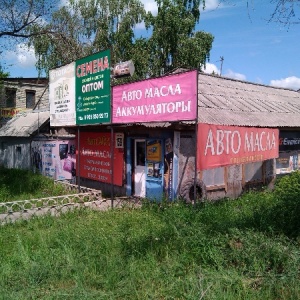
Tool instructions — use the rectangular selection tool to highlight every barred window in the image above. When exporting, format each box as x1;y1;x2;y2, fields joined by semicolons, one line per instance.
26;90;36;108
5;88;16;107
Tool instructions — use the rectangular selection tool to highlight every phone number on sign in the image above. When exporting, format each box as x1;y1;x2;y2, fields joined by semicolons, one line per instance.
87;173;109;181
84;113;109;120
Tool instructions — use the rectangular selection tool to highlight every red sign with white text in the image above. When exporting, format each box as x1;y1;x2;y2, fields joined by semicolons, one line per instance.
77;131;124;186
197;123;279;170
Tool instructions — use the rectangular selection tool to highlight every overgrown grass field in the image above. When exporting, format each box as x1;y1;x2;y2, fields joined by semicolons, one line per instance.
0;167;73;202
1;169;300;299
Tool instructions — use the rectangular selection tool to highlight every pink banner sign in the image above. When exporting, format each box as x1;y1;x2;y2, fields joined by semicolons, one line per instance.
197;123;279;170
112;70;197;123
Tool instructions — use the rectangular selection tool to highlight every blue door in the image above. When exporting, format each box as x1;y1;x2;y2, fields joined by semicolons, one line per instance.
145;139;164;201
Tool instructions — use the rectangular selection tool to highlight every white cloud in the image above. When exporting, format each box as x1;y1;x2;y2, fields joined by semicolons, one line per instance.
141;0;221;15
141;0;157;15
137;0;223;29
202;0;222;11
224;69;247;81
201;63;220;75
202;64;247;81
270;76;300;90
4;44;37;69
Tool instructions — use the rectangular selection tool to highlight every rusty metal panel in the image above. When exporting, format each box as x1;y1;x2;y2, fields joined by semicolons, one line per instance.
0;111;49;137
226;165;243;199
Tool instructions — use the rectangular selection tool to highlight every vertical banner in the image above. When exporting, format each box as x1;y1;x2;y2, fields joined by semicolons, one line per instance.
77;131;124;186
197;123;279;170
75;50;111;125
49;62;76;126
31;140;76;180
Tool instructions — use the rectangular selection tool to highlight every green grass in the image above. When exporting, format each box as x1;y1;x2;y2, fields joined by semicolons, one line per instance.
0;167;73;202
1;169;300;299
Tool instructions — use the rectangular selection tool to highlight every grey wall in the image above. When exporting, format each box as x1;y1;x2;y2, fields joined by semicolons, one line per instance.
0;137;31;169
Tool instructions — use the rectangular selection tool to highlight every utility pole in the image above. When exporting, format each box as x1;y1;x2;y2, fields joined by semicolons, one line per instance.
219;56;224;76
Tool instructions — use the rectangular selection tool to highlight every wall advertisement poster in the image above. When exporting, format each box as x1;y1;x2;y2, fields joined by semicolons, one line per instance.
197;123;279;170
77;131;124;186
31;140;76;180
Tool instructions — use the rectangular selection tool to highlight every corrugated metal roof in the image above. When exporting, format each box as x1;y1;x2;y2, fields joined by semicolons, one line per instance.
0;110;49;137
197;73;300;127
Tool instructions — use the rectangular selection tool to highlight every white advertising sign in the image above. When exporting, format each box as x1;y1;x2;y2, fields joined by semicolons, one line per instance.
49;62;76;126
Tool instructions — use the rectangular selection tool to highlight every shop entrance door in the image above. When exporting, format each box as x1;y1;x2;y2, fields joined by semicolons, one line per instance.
134;139;146;197
145;139;164;200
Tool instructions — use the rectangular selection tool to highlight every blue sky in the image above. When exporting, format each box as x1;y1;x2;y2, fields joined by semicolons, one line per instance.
197;0;300;90
3;0;300;90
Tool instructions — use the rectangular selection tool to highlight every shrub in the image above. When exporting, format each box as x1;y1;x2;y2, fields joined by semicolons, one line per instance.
0;167;71;202
272;171;300;237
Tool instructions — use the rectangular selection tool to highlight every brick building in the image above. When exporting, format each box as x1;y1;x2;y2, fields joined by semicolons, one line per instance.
0;78;49;127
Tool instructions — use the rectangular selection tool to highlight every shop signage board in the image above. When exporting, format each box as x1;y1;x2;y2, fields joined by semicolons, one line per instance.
0;108;26;118
75;49;111;125
112;70;197;123
49;62;76;126
77;131;123;186
279;131;300;151
197;123;279;170
276;131;300;174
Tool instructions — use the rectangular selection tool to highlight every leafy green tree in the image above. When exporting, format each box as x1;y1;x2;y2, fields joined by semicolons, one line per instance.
30;0;146;77
29;0;214;80
145;0;213;77
0;65;9;79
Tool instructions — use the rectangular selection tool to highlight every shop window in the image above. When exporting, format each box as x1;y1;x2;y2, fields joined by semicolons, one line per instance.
5;88;16;107
276;152;300;174
202;167;225;186
26;90;36;108
244;161;263;182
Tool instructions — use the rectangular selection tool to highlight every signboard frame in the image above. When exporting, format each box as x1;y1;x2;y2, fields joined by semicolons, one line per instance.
197;123;279;170
75;49;111;125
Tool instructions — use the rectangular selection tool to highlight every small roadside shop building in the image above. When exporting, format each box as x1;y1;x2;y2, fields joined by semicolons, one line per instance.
74;70;300;201
48;50;300;201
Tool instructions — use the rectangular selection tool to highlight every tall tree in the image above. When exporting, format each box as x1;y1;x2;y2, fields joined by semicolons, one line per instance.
145;0;213;77
29;0;214;80
30;0;146;77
